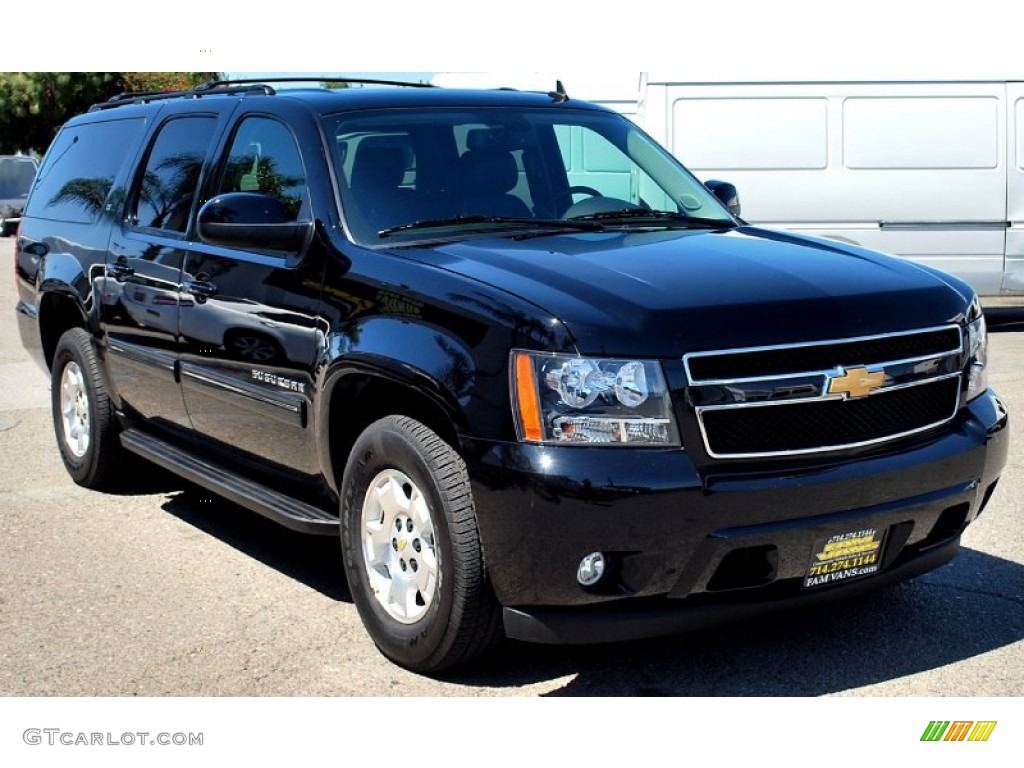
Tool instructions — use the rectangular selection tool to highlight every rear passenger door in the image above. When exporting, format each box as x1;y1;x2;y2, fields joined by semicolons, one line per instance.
104;101;236;425
178;106;325;476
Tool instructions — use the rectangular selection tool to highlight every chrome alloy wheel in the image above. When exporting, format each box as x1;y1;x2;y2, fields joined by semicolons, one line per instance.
59;361;90;458
360;469;439;624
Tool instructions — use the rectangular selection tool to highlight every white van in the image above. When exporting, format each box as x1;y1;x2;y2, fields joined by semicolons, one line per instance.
576;75;1024;299
431;72;1024;298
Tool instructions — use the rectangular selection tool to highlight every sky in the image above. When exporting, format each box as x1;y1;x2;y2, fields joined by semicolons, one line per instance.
6;1;1024;80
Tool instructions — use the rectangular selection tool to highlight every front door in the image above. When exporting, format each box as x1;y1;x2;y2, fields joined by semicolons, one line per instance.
178;111;325;476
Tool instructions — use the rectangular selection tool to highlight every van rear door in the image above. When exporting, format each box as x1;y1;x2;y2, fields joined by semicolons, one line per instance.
1006;82;1024;294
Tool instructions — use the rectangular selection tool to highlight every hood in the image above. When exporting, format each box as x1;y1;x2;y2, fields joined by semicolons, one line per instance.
394;226;973;357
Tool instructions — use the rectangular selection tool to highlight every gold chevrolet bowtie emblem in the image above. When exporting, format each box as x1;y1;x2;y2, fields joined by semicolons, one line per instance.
828;366;885;399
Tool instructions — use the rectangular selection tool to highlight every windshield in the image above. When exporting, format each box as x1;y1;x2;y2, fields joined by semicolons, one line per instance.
322;106;734;245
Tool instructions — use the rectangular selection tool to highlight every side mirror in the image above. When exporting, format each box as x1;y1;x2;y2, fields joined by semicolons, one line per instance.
197;192;313;254
704;180;741;218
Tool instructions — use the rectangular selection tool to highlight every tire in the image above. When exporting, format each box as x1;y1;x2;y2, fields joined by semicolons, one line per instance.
340;416;502;674
50;327;124;489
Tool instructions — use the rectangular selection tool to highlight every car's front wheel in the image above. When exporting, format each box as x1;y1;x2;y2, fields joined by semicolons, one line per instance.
340;416;502;673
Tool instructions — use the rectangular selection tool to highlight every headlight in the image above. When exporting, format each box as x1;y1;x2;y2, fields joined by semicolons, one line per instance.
966;297;988;401
511;351;680;446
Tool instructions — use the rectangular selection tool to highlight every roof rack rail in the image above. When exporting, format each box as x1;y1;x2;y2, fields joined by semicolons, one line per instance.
87;77;434;112
89;82;275;112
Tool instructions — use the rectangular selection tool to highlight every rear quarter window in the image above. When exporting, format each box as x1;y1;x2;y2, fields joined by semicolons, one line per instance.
26;117;146;224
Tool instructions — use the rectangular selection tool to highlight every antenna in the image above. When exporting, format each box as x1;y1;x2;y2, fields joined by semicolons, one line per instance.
548;80;569;102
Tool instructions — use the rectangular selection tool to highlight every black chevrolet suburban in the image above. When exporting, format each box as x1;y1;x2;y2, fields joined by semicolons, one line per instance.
14;79;1009;673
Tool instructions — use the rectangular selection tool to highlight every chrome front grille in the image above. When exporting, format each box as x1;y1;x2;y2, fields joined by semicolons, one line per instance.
684;326;964;459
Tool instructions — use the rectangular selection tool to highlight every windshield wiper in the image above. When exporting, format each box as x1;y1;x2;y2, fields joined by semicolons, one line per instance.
569;209;736;228
378;215;605;237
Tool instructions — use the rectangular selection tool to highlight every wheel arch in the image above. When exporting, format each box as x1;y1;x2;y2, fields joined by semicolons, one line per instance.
32;250;99;371
318;360;468;495
38;290;90;371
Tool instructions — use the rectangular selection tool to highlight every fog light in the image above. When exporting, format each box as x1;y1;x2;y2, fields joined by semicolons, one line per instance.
577;552;606;587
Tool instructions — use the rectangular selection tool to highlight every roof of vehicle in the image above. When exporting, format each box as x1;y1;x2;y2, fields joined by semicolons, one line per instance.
278;86;599;112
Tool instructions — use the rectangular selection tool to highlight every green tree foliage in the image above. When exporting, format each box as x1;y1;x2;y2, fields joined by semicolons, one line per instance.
120;72;218;94
0;73;219;155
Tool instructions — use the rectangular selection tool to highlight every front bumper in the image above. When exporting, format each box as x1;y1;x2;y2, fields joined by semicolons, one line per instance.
465;390;1008;643
503;536;961;644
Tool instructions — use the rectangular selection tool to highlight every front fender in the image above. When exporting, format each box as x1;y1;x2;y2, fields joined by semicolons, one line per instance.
327;316;477;408
315;317;481;491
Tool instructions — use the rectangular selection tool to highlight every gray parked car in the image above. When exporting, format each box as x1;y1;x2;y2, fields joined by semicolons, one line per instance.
0;155;39;236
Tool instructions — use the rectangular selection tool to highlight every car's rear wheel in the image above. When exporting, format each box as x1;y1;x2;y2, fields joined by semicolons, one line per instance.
51;327;124;488
340;416;502;674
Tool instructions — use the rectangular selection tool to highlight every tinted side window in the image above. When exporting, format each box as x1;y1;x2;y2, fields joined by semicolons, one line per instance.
25;118;145;224
132;116;217;233
217;117;308;221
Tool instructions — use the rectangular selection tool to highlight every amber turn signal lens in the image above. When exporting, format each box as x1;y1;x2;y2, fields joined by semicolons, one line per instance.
514;352;543;442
